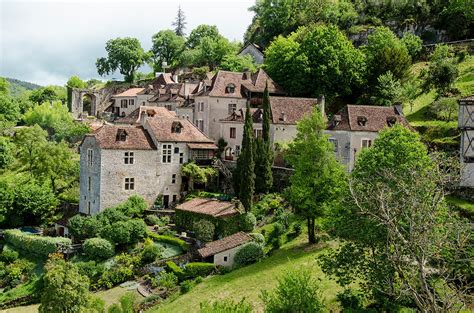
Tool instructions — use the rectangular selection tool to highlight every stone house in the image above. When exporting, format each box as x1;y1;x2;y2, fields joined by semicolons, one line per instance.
197;232;252;267
111;87;155;117
218;96;321;160
325;104;411;171
79;114;217;215
192;69;285;141
238;43;265;64
458;95;474;187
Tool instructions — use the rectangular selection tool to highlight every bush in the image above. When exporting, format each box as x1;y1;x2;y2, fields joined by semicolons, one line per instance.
292;222;303;236
75;261;105;288
83;238;115;261
429;97;458;121
200;299;253;313
184;262;215;278
239;212;256;232
165;261;185;280
269;222;286;240
158;271;178;289
193;219;215;242
148;233;189;251
145;215;161;226
180;280;195;294
4;229;71;257
337;288;364;310
234;242;264;266
261;269;324;312
249;233;265;246
1;247;19;263
114;195;148;217
142;243;161;264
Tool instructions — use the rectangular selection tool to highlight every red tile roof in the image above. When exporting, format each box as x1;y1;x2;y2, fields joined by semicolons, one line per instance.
113;88;145;97
116;106;176;125
198;232;252;258
91;125;156;150
145;117;214;143
327;105;411;132
269;96;319;125
175;198;240;218
187;143;218;150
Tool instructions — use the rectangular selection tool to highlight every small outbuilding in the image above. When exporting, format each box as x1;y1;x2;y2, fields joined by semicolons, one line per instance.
197;232;252;267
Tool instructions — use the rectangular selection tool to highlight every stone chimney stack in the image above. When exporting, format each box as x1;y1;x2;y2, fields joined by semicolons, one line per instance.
320;95;325;117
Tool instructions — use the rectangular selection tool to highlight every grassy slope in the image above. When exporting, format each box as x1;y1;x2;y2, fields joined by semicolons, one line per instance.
150;236;344;313
445;196;474;219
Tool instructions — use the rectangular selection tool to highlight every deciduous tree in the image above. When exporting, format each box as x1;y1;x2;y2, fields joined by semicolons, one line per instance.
150;30;186;72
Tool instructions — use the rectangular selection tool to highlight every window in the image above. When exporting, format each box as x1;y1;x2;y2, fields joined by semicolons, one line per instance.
328;138;338;152
124;177;135;190
165;104;172;111
254;129;263;139
235;145;241;157
174;147;180;154
116;129;127;141
194;150;210;160
357;116;367;126
361;139;372;149
196;119;204;131
179;153;184;164
172;195;177;202
198;102;204;112
162;144;172;163
225;84;236;93
171;122;182;133
88;177;92;191
172;174;176;184
129;99;134;106
120;99;128;108
87;202;91;215
87;149;93;166
230;127;236;138
124;151;134;164
228;103;237;114
223;256;228;262
142;101;146;106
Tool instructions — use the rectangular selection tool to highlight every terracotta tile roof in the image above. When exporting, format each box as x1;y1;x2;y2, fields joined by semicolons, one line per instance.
175;198;240;218
220;108;261;123
270;96;319;125
145;117;214;143
91;125;156;150
459;95;474;102
113;88;145;97
327;105;411;132
115;106;176;125
187;143;218;150
151;73;176;87
198;232;252;258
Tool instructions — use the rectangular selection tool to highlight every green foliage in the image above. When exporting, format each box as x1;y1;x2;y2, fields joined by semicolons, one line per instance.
75;260;105;288
141;241;162;264
238;212;256;232
96;37;148;82
67;214;101;241
260;269;324;313
0;247;19;264
193;219;215;242
184;262;216;278
429;97;458;121
159;271;179;289
401;33;422;61
145;214;161;226
39;256;90;313
113;195;148;218
0;77;9;94
370;71;403;106
173;5;187;36
234;242;264;266
181;161;217;191
187;25;220;49
4;229;71;257
185;36;238;70
252;193;286;221
0;137;14;169
219;54;256;72
238;102;256;212
83;238;115;261
180;279;195;294
67;76;87;89
286;108;347;243
97;253;141;289
255;82;273;194
336;288;364;311
0;93;20;123
423;45;460;96
148;233;189;251
3;258;35;288
199;298;253;313
249;233;265;246
150;29;186;72
29;86;66;104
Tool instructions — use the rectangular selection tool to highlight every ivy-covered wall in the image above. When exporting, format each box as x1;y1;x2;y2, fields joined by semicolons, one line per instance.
175;210;242;239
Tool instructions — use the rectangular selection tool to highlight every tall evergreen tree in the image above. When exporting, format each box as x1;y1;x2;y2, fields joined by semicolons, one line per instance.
239;102;255;212
255;82;273;193
172;5;187;37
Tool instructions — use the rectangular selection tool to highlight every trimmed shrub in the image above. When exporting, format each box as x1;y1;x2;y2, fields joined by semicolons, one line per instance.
292;222;303;236
193;219;215;242
239;212;256;232
234;242;264;266
1;247;19;263
4;229;71;257
83;238;114;261
165;261;185;280
145;215;161;226
148;233;189;251
184;262;215;278
180;280;195;294
141;244;161;264
249;233;265;246
114;195;148;217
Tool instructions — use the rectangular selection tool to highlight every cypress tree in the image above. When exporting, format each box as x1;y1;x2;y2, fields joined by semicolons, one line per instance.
255;82;273;193
239;102;255;212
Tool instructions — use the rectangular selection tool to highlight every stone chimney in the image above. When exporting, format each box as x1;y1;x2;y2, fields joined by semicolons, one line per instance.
394;102;403;115
319;95;325;117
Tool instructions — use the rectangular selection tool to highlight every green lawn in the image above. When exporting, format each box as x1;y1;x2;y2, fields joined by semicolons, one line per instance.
446;196;474;220
149;235;344;313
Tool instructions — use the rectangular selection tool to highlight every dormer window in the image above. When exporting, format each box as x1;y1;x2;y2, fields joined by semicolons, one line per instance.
171;121;183;133
357;116;367;126
333;115;342;126
116;129;127;141
225;84;236;94
387;116;397;127
279;112;286;122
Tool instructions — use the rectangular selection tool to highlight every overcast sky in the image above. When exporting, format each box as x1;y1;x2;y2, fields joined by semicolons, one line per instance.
0;0;255;86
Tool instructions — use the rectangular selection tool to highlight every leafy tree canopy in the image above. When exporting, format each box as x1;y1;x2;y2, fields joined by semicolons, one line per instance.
150;29;186;72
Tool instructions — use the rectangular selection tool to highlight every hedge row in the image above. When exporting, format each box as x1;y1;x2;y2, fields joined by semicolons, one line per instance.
165;261;185;280
184;262;215;278
4;229;71;257
148;233;189;251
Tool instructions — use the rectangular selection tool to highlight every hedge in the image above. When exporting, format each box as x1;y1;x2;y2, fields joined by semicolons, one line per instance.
184;262;215;278
4;229;71;257
165;261;185;280
148;233;189;252
83;238;114;261
234;242;264;266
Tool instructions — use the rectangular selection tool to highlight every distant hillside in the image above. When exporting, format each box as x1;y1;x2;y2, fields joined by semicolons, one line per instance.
4;77;42;96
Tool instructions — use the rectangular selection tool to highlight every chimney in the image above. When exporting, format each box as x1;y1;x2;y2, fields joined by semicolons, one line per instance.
394;102;403;115
139;110;147;125
280;112;286;122
173;74;179;83
319;95;325;117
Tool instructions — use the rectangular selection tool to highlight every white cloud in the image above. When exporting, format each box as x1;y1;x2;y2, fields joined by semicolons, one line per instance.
0;0;255;85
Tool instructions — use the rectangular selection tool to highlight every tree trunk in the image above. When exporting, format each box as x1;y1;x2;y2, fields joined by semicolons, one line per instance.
307;217;316;244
